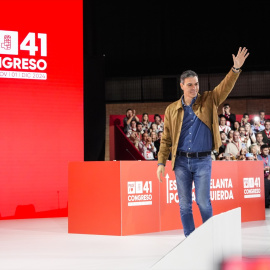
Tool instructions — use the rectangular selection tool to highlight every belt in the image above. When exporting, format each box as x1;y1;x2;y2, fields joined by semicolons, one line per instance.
176;151;211;158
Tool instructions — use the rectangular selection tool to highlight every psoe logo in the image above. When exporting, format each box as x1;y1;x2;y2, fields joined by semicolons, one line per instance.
0;30;18;55
243;177;261;198
0;30;47;80
127;181;152;206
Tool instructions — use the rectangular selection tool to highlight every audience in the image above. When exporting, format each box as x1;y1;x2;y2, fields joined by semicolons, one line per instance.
121;108;269;164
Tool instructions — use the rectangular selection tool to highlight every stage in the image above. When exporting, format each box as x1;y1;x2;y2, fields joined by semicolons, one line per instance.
0;209;269;270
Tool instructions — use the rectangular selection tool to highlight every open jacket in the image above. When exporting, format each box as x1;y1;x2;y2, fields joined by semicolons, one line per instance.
158;68;241;170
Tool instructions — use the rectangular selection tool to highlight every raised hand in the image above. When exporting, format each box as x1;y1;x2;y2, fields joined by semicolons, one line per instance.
232;47;249;69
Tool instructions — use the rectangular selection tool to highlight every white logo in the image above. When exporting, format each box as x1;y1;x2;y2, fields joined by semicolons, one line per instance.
0;30;18;55
0;30;47;80
243;177;261;198
127;181;152;206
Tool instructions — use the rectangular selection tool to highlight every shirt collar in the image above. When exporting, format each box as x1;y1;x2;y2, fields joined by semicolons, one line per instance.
181;95;197;107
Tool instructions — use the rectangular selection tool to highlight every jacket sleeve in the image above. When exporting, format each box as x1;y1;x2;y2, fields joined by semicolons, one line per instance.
212;69;241;106
158;106;172;166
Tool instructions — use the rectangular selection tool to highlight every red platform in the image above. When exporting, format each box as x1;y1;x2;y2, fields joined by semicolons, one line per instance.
68;161;265;236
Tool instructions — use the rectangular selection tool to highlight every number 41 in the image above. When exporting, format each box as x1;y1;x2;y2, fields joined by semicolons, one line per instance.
20;33;47;56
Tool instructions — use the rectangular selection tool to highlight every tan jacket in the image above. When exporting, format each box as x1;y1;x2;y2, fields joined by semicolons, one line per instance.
158;68;241;170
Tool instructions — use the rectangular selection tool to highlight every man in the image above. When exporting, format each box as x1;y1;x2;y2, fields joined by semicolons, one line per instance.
123;108;139;133
219;116;231;135
257;144;270;208
154;131;163;159
225;131;242;158
259;110;266;126
262;119;270;145
138;133;156;160
157;47;249;237
219;104;236;128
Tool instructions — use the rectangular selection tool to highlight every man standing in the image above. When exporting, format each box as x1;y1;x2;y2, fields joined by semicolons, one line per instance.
157;47;249;237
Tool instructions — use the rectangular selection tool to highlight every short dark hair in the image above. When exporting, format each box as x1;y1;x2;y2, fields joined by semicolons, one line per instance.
243;113;249;117
256;132;263;137
154;114;162;120
180;70;198;84
259;110;265;114
136;122;142;127
261;144;269;150
265;119;270;124
224;103;230;108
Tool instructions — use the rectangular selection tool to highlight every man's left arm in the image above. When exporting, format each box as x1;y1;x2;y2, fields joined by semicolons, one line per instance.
212;47;249;106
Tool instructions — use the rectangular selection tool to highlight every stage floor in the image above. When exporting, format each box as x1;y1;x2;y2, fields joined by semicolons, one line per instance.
0;209;269;270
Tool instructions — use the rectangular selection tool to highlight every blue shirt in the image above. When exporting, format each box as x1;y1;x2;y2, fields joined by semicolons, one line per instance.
177;96;212;152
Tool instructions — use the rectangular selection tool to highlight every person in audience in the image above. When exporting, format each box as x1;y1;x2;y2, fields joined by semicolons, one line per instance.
251;116;265;134
250;144;259;160
141;113;152;133
138;133;156;160
219;103;236;128
150;123;158;134
127;121;143;149
237;148;247;160
257;144;270;208
259;110;266;126
123;108;139;133
233;121;240;131
217;152;236;161
154;131;163;159
219;116;231;135
239;126;248;149
153;114;164;132
227;129;234;143
241;113;250;126
225;131;242;158
218;131;228;155
151;131;158;142
244;122;256;144
262;119;270;145
245;152;254;160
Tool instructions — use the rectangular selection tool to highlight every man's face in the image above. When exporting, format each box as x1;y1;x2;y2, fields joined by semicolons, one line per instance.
244;115;249;120
127;110;133;118
265;122;270;130
158;132;163;140
220;133;226;140
220;117;226;126
262;148;269;156
180;76;199;100
260;112;265;119
137;124;142;131
152;124;157;131
142;133;148;142
233;132;240;142
131;121;136;128
244;124;250;132
256;134;263;142
224;105;230;113
239;127;245;136
155;116;161;124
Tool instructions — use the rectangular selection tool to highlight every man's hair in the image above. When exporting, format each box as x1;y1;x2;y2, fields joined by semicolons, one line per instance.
261;144;269;150
154;114;162;120
180;70;198;84
265;119;270;124
224;103;230;107
126;108;132;113
259;110;265;114
256;132;263;138
136;122;142;127
243;113;249;117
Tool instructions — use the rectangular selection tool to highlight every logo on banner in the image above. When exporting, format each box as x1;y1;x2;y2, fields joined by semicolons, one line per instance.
243;177;261;198
127;181;152;206
0;30;47;80
165;174;234;204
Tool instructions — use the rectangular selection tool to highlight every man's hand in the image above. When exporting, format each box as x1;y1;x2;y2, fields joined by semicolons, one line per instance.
232;47;249;69
157;165;165;183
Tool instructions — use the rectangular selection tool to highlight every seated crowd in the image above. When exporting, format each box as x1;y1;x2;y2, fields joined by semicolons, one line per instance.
122;104;270;207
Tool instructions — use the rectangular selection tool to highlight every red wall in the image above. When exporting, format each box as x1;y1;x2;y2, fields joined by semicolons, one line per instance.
0;0;83;219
